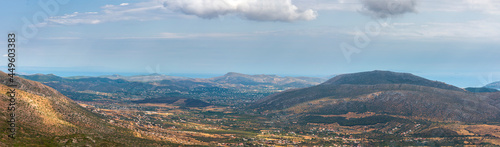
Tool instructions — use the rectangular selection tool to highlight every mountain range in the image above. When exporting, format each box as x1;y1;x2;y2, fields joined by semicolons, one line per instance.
94;73;187;82
254;70;500;123
20;72;327;102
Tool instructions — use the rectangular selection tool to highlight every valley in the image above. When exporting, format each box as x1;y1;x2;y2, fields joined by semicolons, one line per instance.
3;70;500;146
75;100;500;146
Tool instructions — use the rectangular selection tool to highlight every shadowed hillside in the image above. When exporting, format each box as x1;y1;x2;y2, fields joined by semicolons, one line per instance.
465;87;499;93
254;70;500;123
321;70;464;91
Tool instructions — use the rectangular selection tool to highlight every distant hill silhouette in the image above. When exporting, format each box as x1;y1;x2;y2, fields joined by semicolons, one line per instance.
20;72;326;101
465;87;499;93
485;81;500;90
210;72;326;87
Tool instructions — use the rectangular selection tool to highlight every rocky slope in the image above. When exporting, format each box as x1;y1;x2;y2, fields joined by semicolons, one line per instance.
0;71;175;146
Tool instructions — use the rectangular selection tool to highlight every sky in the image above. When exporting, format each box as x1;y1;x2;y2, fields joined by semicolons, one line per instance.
1;0;500;87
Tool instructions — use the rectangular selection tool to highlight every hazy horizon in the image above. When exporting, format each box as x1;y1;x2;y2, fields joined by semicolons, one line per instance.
5;68;498;88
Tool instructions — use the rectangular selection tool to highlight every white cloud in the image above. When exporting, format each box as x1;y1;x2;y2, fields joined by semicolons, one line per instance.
47;0;317;25
162;0;317;22
292;0;361;11
48;1;173;25
106;32;255;39
296;0;500;16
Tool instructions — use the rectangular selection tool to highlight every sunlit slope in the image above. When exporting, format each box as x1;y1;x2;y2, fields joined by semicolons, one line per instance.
0;71;176;146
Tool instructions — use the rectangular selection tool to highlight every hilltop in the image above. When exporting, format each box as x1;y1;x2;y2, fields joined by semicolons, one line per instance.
485;81;500;90
254;70;500;123
321;70;463;91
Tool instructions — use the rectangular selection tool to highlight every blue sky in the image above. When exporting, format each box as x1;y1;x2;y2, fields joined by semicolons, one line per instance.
1;0;500;87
